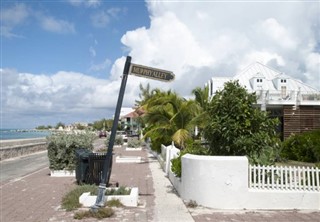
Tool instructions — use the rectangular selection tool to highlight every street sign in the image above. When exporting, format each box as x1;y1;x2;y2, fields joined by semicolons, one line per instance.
129;63;175;82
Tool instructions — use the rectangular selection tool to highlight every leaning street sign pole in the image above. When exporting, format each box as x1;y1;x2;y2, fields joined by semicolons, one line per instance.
91;56;132;210
91;56;174;211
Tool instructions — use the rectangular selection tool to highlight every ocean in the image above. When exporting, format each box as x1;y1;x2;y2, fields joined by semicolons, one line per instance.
0;129;52;140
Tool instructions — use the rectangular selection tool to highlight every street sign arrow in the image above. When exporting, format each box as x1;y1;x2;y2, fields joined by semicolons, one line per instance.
129;63;175;82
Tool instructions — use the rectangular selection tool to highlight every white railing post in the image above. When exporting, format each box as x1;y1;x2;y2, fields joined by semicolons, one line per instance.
316;167;319;192
165;144;171;175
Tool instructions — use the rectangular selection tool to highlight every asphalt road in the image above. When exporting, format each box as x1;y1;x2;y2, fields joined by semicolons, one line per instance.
0;151;49;183
0;139;106;184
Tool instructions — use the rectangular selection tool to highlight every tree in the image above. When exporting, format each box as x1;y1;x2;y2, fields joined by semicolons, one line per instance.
92;119;114;131
55;122;65;129
203;81;280;164
143;89;198;151
191;85;210;138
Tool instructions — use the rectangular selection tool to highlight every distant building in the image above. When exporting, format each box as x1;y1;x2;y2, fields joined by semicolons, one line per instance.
120;107;145;134
207;62;320;139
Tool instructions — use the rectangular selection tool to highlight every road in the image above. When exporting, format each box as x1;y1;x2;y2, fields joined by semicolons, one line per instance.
0;139;106;184
0;151;49;183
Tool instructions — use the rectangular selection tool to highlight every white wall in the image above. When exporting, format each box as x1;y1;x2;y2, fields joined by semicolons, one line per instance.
161;145;320;210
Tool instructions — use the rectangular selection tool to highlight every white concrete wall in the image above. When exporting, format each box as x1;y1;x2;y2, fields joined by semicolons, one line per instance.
163;151;320;210
180;154;250;209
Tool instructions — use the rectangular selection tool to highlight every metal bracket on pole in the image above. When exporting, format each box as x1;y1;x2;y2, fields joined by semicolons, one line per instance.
91;56;131;211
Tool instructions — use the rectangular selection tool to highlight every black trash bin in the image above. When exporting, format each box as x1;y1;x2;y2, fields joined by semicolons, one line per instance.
75;148;92;184
87;152;112;185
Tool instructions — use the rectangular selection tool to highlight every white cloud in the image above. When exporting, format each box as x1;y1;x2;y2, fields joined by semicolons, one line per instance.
68;0;101;8
91;11;110;28
91;7;125;28
1;68;140;127
260;18;297;49
1;3;29;38
116;1;320;94
2;1;319;128
304;53;320;88
40;16;75;34
90;58;111;72
89;46;96;57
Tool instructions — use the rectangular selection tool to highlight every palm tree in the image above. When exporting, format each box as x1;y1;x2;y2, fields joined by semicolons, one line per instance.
191;86;210;137
143;90;198;150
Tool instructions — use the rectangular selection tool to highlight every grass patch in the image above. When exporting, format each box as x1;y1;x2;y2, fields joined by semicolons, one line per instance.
62;184;131;212
74;208;114;220
62;184;97;211
106;199;124;207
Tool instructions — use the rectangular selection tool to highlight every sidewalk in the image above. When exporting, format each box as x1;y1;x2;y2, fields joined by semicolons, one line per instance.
1;144;319;222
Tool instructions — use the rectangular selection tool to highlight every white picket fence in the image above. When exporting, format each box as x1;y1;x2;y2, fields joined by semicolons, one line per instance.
249;165;320;191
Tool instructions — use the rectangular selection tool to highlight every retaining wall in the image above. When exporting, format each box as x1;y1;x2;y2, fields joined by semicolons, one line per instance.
0;138;47;160
161;144;320;210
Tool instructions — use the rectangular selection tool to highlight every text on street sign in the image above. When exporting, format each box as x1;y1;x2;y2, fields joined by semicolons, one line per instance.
129;63;175;82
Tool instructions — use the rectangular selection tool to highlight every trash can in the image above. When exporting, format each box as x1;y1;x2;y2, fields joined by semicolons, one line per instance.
75;148;92;184
87;152;110;185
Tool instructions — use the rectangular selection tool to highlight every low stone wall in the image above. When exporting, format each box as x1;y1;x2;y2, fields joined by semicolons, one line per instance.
0;138;47;161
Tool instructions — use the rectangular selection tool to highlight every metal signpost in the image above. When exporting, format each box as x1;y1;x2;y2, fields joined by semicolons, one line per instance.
91;56;174;211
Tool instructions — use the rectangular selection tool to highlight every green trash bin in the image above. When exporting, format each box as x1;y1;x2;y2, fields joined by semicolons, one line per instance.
75;148;92;184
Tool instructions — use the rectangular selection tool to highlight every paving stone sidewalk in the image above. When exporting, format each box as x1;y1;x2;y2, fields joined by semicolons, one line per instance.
1;143;319;222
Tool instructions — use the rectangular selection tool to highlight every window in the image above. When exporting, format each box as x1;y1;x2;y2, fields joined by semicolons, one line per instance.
256;79;263;83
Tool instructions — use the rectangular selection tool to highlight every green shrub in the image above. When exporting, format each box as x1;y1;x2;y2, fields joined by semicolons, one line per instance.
106;186;131;195
281;130;320;163
127;138;142;148
90;186;131;196
47;132;95;170
105;135;124;147
171;141;209;177
106;199;124;207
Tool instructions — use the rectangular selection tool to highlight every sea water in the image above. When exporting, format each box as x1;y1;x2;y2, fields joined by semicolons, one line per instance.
0;129;52;140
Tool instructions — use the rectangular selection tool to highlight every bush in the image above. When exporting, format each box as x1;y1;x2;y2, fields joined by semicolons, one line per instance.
281;130;320;163
203;81;279;163
90;186;131;196
171;141;208;177
47;132;95;170
127;138;142;148
105;135;124;147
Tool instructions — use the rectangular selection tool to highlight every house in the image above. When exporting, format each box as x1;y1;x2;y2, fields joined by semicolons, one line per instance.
119;107;144;135
206;62;320;139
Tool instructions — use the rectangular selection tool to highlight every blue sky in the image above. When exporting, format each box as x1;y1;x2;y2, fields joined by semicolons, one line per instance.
2;1;149;77
1;0;319;129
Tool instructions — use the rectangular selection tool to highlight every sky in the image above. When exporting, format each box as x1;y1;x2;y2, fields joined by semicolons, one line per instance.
1;0;319;129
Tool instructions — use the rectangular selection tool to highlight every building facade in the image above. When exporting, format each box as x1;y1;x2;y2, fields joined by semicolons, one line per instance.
207;62;320;139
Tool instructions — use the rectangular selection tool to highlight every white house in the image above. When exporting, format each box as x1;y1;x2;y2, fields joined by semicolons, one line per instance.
207;62;320;139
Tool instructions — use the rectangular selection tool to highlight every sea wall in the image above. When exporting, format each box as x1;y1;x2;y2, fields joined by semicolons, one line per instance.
0;138;47;161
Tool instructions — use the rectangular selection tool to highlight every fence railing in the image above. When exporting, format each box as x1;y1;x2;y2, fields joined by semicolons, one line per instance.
249;165;320;191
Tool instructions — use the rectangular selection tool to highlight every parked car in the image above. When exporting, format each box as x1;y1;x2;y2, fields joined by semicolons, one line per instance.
116;131;128;142
99;131;107;138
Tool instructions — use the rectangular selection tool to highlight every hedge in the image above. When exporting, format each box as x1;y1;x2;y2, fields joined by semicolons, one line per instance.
47;132;96;170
